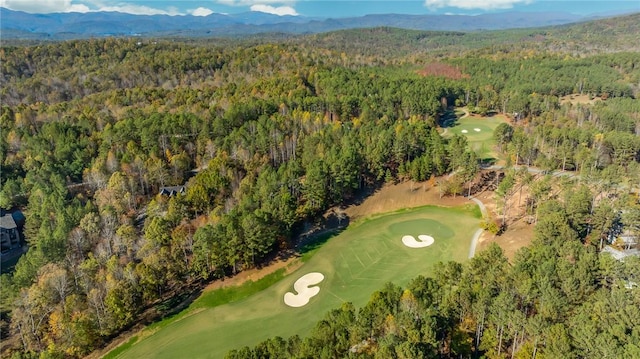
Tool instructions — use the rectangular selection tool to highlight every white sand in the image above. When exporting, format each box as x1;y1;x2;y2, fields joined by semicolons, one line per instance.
461;129;468;133
284;272;325;307
402;235;435;248
474;128;481;132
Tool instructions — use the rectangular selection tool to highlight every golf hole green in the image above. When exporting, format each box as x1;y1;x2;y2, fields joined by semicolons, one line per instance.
388;219;454;240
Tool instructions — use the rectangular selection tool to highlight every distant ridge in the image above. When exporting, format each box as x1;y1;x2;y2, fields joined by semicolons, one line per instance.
0;7;599;39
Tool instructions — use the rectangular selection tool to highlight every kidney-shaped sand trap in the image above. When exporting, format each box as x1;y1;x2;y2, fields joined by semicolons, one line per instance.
461;129;468;133
284;272;325;308
402;234;435;248
474;128;481;132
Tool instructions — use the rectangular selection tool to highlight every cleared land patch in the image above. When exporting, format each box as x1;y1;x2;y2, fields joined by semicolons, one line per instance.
559;93;603;106
114;205;479;359
417;62;470;79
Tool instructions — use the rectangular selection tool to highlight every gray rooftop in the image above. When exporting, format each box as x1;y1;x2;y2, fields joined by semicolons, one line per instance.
0;214;17;229
602;245;640;261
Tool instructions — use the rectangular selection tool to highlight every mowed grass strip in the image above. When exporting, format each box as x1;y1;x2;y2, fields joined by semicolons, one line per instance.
114;205;479;359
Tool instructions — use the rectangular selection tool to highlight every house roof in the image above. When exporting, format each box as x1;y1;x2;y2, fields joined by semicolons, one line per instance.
0;214;17;230
159;185;186;196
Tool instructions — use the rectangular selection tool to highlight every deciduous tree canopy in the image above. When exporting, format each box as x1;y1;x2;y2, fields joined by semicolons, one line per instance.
1;19;638;358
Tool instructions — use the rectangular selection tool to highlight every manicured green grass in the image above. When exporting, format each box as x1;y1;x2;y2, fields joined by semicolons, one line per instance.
444;109;507;161
102;336;137;359
113;205;479;359
147;267;291;333
190;268;288;309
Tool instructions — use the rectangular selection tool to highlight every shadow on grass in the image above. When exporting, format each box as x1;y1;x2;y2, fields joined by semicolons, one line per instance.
298;230;340;260
294;210;350;261
479;158;497;167
439;109;460;128
140;287;204;334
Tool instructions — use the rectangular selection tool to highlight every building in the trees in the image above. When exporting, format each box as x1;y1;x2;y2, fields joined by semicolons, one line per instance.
159;185;186;196
618;231;639;250
601;245;640;261
0;214;20;252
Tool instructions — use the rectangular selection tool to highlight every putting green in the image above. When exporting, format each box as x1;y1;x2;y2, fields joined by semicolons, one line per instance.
444;110;507;160
114;205;480;359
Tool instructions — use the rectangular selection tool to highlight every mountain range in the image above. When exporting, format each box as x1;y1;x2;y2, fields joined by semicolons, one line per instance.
0;8;615;40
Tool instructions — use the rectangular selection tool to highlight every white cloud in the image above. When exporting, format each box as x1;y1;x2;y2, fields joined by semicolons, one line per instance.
0;0;300;15
250;4;298;16
190;7;214;16
218;0;294;6
97;4;179;15
425;0;531;10
0;0;90;13
0;0;183;15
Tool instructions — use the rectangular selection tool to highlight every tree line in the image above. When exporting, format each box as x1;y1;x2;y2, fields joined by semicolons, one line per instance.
0;30;638;358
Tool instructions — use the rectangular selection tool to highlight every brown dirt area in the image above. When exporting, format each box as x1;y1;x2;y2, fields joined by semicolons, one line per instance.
203;256;303;292
343;180;467;220
417;62;470;80
475;187;535;261
560;94;603;106
476;217;534;261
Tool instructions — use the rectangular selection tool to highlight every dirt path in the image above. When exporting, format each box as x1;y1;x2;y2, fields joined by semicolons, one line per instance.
469;197;487;217
199;179;483;297
468;229;483;259
460;108;470;119
344;180;483;260
467;197;488;258
89;256;304;359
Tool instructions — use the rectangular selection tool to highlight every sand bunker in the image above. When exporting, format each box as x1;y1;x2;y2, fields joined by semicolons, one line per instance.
402;235;435;248
461;129;468;133
284;272;325;308
474;128;481;132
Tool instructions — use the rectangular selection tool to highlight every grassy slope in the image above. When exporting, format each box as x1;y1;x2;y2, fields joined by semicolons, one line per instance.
115;204;480;359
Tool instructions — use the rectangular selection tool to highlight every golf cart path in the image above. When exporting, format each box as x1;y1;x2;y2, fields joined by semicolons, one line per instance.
441;108;469;136
468;196;487;259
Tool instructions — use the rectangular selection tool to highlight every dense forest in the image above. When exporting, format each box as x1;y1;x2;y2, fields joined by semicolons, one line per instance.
1;13;639;358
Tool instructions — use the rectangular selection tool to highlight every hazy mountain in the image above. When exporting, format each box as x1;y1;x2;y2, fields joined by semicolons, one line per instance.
0;7;621;39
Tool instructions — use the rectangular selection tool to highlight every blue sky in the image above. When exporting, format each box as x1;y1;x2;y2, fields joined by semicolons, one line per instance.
1;0;638;17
